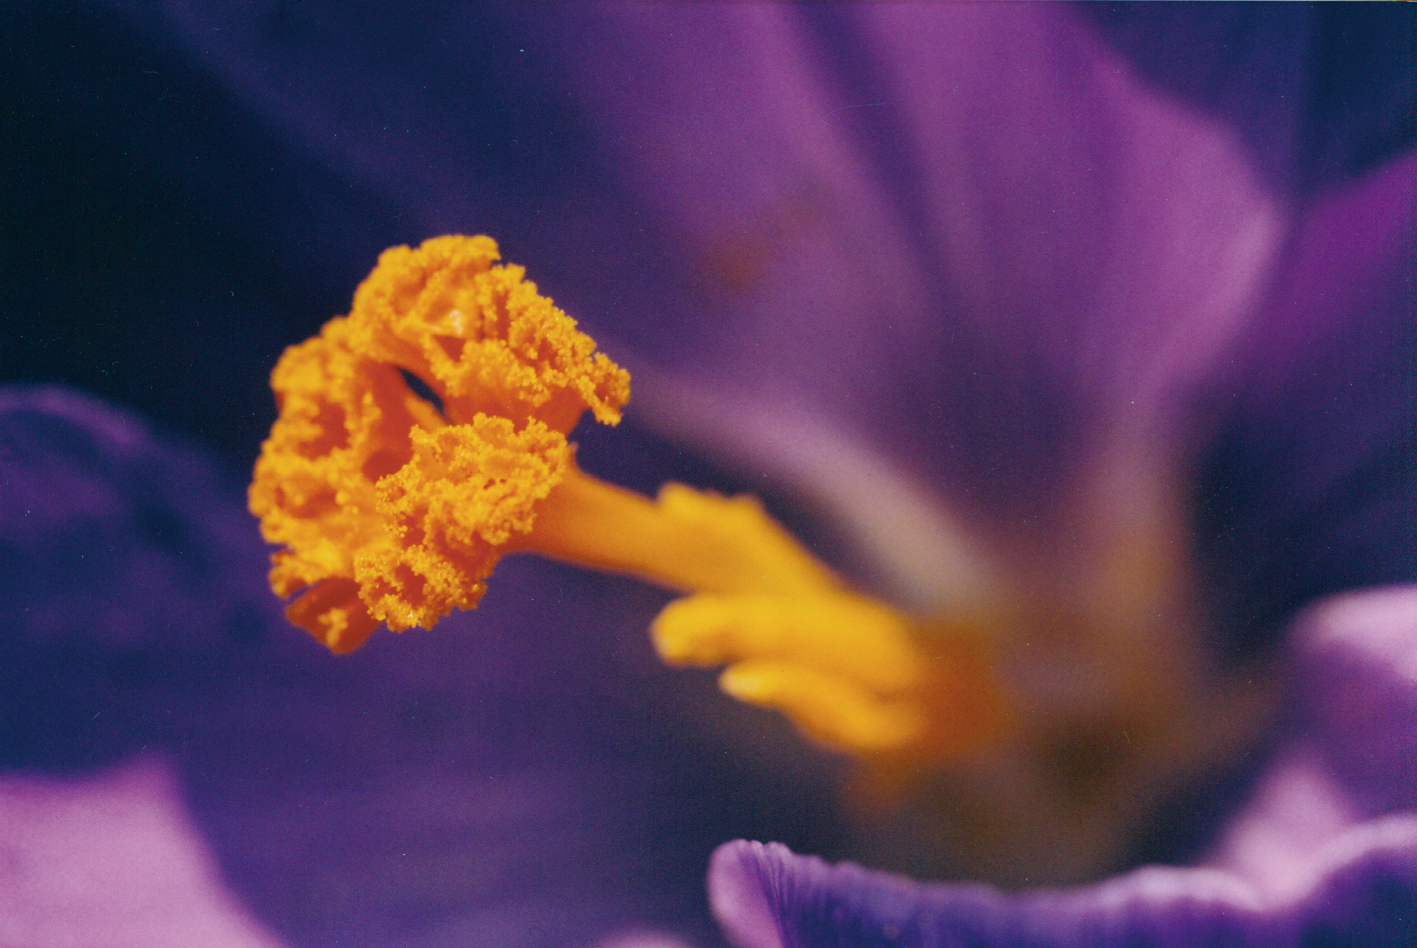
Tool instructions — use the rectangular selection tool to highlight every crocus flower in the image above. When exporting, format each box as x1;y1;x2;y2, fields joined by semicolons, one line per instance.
2;4;1415;948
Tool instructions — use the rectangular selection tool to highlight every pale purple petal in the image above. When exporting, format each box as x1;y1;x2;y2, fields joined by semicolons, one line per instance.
1290;587;1417;816
0;759;285;948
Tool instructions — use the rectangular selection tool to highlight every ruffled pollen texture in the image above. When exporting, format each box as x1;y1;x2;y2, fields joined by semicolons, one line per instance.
249;235;628;651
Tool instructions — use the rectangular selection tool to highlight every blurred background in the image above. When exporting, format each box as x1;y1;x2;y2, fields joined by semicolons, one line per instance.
2;3;1414;472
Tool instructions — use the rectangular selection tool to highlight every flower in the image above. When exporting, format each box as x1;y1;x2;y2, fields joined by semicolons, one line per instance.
250;233;1011;762
3;4;1415;948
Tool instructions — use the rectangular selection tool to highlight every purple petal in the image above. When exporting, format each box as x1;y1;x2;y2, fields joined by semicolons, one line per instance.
0;759;285;947
8;4;1412;487
5;5;1415;946
418;2;1309;612
711;827;1417;948
1;386;847;946
0;386;276;658
1083;5;1417;193
1291;586;1417;817
539;4;1285;491
711;586;1417;948
1192;147;1417;651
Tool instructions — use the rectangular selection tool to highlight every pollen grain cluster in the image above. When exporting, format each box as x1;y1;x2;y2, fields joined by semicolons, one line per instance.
249;235;628;651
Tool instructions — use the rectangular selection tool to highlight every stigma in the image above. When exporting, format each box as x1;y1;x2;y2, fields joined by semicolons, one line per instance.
249;235;1008;768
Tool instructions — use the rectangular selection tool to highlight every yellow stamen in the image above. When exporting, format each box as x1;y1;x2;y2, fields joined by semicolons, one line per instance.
654;592;923;691
720;660;925;753
654;593;1009;759
344;234;629;431
523;477;841;597
249;234;1011;769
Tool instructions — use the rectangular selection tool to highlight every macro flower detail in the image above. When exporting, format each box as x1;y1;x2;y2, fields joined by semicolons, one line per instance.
654;594;1006;761
249;234;630;650
6;4;1415;948
251;235;1012;764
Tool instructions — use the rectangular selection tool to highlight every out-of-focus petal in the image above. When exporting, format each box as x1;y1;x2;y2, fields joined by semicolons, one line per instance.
7;5;1410;480
546;4;1282;479
0;386;845;947
602;936;699;948
0;760;286;948
1209;586;1417;889
471;3;1292;614
1194;148;1417;653
710;829;1417;948
710;586;1417;948
0;386;276;659
1083;5;1417;194
1290;586;1417;817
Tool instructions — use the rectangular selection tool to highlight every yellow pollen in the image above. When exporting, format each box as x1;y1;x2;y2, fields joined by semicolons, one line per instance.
249;234;1010;767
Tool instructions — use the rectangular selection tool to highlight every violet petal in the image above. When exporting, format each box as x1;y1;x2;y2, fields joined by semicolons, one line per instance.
711;586;1417;948
711;827;1417;948
1193;147;1417;654
1;386;845;946
0;760;285;948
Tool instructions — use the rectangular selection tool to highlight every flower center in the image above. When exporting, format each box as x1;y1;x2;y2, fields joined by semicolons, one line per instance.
250;237;1279;887
249;234;1012;770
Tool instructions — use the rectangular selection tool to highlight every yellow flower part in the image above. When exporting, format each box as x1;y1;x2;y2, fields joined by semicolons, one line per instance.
250;234;1012;767
342;235;628;432
654;593;1008;760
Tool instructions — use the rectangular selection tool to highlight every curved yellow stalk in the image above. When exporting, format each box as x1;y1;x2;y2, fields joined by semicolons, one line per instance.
249;234;1010;765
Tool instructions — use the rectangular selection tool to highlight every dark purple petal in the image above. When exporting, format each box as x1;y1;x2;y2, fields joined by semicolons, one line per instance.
1083;5;1417;194
1;387;847;947
0;386;275;660
1193;148;1417;655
